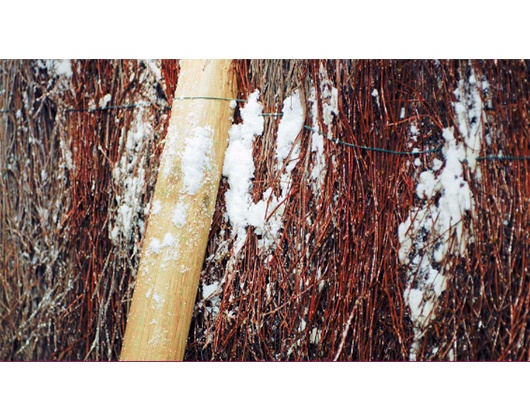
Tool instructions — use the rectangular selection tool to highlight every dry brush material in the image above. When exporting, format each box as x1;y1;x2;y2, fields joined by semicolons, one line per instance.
185;60;530;361
1;59;529;360
1;59;178;360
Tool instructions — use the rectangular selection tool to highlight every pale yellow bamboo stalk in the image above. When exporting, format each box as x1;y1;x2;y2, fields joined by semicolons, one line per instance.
120;59;236;360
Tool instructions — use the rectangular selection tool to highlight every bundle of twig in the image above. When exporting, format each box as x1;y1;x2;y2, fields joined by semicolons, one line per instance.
186;60;530;361
0;60;178;360
2;59;529;361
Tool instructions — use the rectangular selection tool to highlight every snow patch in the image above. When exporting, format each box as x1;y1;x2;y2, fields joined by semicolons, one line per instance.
202;281;221;317
99;93;112;108
452;67;486;177
223;89;304;253
398;69;487;361
307;70;335;194
41;60;73;78
145;60;162;83
162;233;176;248
148;233;179;257
162;123;214;195
399;128;472;360
109;109;151;245
181;126;214;195
203;282;219;300
59;138;74;171
149;238;162;254
320;63;339;128
172;200;188;228
276;91;303;170
372;88;380;107
260;91;304;249
223;89;264;253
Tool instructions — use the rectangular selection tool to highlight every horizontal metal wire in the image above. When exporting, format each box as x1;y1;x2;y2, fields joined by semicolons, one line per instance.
2;97;529;160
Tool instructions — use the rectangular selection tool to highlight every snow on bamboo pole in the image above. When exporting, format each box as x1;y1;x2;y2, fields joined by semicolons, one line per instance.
120;60;236;360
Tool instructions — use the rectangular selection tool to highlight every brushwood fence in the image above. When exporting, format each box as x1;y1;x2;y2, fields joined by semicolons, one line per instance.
1;59;529;360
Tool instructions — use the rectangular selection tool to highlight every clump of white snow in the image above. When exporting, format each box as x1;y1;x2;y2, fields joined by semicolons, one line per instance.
258;91;304;249
99;93;112;109
308;87;326;184
39;60;73;78
54;60;73;78
276;91;304;171
149;237;162;254
452;68;486;177
172;200;188;228
162;233;176;248
203;281;219;300
223;90;264;252
148;233;179;258
160;120;214;198
181;126;214;195
109;109;151;245
399;127;474;360
372;88;380;107
223;89;304;253
306;68;336;195
144;60;162;83
59;138;75;171
398;69;487;361
410;124;419;142
319;63;339;128
202;281;222;318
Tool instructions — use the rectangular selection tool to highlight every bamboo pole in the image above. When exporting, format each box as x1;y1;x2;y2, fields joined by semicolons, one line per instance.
120;59;236;360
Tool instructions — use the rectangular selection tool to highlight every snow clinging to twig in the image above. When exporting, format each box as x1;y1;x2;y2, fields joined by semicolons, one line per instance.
398;68;486;360
223;89;304;253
